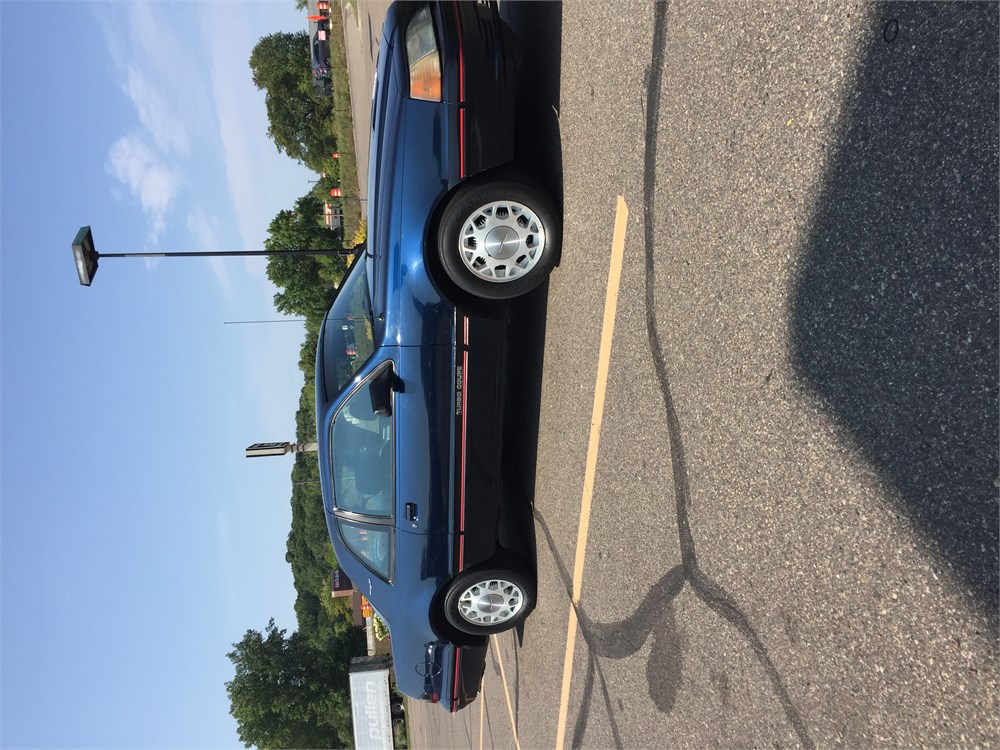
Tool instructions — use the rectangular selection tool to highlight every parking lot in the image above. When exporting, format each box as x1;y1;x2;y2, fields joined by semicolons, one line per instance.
343;1;999;747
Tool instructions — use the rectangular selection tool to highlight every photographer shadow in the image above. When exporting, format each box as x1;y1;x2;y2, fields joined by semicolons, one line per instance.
790;3;999;621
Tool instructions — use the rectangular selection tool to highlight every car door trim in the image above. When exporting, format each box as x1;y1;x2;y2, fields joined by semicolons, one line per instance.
457;313;469;571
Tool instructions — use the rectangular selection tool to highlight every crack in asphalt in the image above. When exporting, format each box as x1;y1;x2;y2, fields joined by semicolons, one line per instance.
533;3;815;747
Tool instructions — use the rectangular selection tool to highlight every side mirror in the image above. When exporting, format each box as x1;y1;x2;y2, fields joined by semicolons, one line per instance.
369;364;395;417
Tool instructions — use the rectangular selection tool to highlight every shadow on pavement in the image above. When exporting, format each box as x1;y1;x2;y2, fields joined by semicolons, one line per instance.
790;2;999;622
505;0;565;210
495;1;563;729
525;5;815;748
495;2;563;575
493;4;996;749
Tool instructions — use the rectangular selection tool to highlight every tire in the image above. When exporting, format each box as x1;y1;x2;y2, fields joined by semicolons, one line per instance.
437;175;561;301
443;564;535;636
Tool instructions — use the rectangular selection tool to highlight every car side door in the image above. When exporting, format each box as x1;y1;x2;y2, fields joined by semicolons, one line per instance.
392;343;454;537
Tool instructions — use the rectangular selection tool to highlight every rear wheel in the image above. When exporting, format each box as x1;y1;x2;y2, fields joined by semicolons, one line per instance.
443;563;535;636
437;175;560;301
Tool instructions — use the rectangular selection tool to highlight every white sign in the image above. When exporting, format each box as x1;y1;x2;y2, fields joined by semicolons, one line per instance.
349;668;392;750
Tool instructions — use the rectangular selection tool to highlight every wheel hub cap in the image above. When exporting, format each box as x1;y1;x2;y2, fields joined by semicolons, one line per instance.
478;593;505;614
484;226;520;260
458;201;546;283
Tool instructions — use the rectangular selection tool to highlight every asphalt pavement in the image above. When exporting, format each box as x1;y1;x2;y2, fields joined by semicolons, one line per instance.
342;1;999;747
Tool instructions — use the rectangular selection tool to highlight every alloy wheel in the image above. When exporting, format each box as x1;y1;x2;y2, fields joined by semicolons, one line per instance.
456;577;525;626
457;201;546;284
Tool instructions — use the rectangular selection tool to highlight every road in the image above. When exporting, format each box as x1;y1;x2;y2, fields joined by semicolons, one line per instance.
340;1;999;747
340;0;391;204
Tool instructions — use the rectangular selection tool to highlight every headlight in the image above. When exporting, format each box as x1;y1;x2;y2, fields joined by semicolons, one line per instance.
405;6;441;101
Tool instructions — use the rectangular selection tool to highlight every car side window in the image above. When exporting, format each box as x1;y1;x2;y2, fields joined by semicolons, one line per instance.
337;519;391;580
330;372;392;517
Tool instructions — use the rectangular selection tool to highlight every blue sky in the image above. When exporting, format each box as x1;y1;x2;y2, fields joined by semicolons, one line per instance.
2;2;327;746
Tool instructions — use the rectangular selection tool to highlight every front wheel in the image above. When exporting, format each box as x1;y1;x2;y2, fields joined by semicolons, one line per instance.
437;176;561;301
443;565;536;636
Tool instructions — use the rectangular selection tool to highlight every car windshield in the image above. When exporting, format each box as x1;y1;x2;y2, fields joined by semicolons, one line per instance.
322;259;376;399
329;371;392;517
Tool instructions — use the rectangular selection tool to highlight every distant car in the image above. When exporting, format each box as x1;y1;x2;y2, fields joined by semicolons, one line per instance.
312;25;330;79
312;22;332;95
316;1;559;713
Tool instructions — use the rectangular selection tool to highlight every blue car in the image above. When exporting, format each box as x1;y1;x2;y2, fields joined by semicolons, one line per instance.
315;1;560;712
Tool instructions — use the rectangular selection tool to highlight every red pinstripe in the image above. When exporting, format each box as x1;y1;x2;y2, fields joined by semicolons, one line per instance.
452;1;466;178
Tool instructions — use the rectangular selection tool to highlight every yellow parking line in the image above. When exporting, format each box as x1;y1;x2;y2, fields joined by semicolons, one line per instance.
490;634;522;750
554;196;630;750
479;685;485;750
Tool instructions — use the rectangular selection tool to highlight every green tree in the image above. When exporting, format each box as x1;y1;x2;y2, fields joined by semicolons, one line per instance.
265;192;347;318
249;32;337;171
310;171;342;204
266;192;343;254
226;619;354;749
249;31;307;90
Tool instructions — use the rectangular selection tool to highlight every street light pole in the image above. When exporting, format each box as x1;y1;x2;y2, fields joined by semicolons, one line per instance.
71;225;359;287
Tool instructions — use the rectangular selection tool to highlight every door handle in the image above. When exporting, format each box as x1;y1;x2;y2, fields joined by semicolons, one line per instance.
405;503;418;522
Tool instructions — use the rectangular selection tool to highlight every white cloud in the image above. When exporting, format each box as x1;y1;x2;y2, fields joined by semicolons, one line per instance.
95;2;208;247
186;208;233;300
195;5;314;257
122;65;190;156
106;135;181;243
97;2;315;308
198;7;277;255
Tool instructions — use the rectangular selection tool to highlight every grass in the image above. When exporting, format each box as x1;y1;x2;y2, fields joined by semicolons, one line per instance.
324;7;363;243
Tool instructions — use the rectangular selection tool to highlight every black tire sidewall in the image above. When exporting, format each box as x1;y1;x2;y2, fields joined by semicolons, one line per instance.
437;179;560;301
443;566;536;636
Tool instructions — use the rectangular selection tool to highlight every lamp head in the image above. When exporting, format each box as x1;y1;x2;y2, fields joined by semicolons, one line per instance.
72;226;99;286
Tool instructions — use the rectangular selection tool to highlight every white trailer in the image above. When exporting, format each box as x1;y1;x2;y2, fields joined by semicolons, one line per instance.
348;655;393;750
